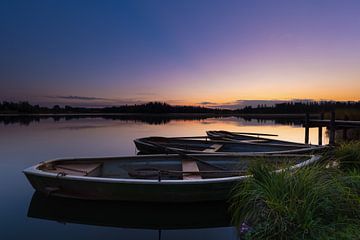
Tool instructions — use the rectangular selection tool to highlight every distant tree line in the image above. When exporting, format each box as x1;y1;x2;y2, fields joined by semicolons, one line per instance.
101;102;232;114
0;101;230;114
1;100;360;115
236;101;360;114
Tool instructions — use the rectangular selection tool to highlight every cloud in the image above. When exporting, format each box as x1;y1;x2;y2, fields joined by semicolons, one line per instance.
135;92;157;96
218;100;287;109
198;101;217;105
291;98;315;102
48;95;110;101
215;99;318;109
43;95;146;107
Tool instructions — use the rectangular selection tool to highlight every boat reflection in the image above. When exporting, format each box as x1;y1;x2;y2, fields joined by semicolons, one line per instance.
27;192;232;230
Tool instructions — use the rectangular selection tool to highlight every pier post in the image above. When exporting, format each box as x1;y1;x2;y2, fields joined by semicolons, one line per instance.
343;128;348;141
318;112;324;145
329;111;336;145
305;113;309;144
343;115;349;141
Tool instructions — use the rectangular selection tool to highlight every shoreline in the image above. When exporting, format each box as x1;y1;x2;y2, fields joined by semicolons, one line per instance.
0;113;320;118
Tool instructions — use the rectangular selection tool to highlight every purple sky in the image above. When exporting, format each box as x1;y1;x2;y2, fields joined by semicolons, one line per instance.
1;0;360;108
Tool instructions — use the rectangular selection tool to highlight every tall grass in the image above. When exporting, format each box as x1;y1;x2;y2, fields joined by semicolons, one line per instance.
230;163;360;239
322;109;360;121
335;141;360;170
333;109;360;121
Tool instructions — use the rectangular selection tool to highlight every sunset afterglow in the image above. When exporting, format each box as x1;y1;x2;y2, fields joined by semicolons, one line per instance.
1;0;360;107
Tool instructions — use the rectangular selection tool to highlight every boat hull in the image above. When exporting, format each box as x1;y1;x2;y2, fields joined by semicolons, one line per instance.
134;137;324;155
24;172;236;202
134;139;167;154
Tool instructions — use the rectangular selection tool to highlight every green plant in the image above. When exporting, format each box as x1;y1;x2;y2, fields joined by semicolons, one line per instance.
335;141;360;170
230;164;360;239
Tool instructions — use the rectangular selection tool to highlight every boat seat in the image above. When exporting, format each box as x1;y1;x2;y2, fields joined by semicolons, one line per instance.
241;139;268;143
202;144;223;153
182;159;202;180
50;163;102;176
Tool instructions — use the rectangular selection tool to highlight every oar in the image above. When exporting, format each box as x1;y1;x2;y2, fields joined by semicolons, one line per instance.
170;136;209;139
168;136;225;141
146;140;227;171
226;131;278;137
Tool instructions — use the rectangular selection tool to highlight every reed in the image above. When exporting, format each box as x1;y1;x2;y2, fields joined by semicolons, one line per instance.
333;109;360;121
335;141;360;170
230;162;360;239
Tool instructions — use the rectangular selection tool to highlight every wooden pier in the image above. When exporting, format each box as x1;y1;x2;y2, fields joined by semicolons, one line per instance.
303;112;360;145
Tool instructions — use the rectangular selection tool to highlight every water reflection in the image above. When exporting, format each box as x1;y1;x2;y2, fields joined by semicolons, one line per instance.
0;114;225;126
0;115;330;240
238;116;304;126
0;115;329;146
28;192;232;230
0;114;307;126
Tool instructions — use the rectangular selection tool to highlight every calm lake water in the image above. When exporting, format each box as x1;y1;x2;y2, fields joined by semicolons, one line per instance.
0;115;328;240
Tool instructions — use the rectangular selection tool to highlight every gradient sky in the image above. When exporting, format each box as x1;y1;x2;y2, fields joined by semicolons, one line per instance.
1;0;360;108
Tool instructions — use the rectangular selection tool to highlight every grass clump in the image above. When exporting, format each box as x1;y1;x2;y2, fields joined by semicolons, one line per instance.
335;141;360;171
230;164;360;239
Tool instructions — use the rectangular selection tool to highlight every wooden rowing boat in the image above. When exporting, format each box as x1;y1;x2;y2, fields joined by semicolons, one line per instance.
134;136;324;154
24;154;320;202
207;130;308;146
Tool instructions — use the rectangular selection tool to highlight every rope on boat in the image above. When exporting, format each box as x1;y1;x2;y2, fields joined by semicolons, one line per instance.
56;172;67;177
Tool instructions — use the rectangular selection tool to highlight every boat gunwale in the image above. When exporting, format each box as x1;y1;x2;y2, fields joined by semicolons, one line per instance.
23;154;321;184
134;137;326;154
206;130;315;147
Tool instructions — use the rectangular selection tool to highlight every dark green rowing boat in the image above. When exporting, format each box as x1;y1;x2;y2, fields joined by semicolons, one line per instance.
134;136;324;154
24;154;320;202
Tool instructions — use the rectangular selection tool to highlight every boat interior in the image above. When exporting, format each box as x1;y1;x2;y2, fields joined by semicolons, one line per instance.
207;131;308;146
38;155;309;181
207;131;258;140
142;137;308;153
